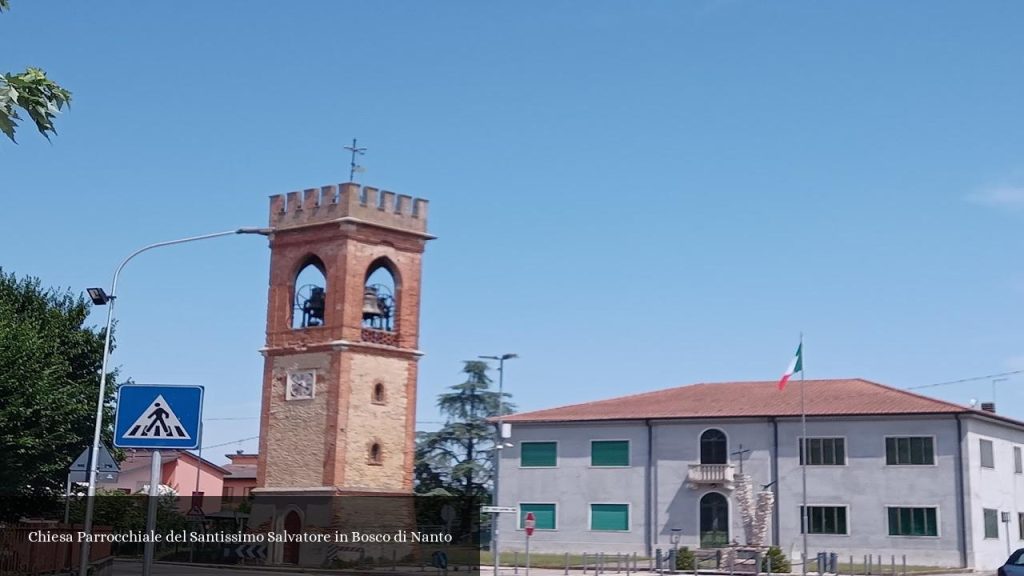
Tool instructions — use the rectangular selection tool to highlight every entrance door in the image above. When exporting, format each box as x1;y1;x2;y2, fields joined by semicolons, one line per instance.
282;511;301;564
699;492;728;548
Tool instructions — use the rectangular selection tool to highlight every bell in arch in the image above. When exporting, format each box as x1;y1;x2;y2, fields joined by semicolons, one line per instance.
362;286;384;320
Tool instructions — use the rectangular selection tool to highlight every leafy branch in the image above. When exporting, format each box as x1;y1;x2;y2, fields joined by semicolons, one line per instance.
0;1;74;142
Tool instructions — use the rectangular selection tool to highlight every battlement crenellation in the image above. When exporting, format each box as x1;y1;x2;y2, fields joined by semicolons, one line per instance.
269;182;428;233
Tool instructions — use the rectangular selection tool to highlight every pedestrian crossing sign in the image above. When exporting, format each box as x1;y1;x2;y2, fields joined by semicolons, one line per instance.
114;385;204;449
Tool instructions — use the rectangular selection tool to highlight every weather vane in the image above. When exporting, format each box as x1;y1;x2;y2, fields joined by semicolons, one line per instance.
344;138;367;182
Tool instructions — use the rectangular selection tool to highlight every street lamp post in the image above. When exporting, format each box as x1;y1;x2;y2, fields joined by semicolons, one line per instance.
78;227;270;576
479;353;518;576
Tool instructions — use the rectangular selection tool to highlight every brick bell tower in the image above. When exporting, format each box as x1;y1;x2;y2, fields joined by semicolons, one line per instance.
255;182;432;494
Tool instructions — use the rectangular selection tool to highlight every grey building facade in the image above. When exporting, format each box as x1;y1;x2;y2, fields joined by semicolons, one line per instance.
495;379;1024;571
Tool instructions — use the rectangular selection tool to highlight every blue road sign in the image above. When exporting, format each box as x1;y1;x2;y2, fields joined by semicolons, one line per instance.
114;385;204;449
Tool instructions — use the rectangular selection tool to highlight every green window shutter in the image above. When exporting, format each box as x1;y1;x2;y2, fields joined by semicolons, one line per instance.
591;504;629;531
521;442;557;467
520;503;556;530
888;507;938;536
592;441;629;466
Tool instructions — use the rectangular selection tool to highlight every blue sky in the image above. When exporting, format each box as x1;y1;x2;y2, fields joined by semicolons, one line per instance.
3;1;1023;462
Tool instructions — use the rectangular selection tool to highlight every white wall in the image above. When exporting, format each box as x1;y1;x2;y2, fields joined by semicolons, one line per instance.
963;415;1024;570
498;421;649;553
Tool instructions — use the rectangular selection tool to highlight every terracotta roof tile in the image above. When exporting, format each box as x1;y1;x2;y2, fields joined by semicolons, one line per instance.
502;378;978;423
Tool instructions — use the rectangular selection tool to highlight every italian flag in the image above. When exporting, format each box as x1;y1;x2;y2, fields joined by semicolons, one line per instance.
778;343;803;390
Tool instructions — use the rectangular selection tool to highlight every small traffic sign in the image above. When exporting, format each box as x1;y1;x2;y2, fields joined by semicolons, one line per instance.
114;385;204;449
482;506;517;513
235;544;267;560
524;512;536;537
69;444;120;483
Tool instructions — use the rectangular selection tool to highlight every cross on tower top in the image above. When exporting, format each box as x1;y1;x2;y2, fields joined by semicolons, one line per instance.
731;444;752;474
344;138;367;182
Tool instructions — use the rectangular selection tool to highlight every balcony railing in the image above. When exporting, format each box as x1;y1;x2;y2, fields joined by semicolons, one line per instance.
361;327;398;347
687;463;735;489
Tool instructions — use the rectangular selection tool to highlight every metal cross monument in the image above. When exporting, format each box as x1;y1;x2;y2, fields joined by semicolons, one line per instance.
731;444;752;474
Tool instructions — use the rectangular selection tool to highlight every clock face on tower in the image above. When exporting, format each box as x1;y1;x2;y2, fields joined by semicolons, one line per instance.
286;370;316;400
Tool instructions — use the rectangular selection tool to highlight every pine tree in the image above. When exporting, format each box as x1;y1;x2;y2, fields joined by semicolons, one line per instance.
414;360;514;500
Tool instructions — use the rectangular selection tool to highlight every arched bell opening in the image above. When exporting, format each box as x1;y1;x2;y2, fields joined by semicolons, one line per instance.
292;256;327;329
362;258;399;332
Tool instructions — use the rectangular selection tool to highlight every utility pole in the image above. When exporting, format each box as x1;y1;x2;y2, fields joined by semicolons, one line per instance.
480;353;518;576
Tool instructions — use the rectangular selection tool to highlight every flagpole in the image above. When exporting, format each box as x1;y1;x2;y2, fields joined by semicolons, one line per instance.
800;333;808;576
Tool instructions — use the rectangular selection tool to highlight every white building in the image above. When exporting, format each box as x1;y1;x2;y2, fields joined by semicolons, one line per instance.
496;378;1024;570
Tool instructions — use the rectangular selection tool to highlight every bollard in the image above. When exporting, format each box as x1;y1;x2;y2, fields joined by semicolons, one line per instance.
850;556;854;576
618;553;622;574
867;554;872;576
755;552;763;576
600;552;605;575
767;554;772;576
890;556;894;576
901;556;906;576
633;552;638;573
514;552;519;575
657;549;663;575
565;553;570;576
627;553;632;576
584;553;589;575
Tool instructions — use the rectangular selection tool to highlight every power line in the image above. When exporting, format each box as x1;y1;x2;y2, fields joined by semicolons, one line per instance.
905;370;1024;391
206;417;258;421
201;436;259;450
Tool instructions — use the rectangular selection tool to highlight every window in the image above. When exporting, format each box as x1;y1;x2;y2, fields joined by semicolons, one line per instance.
799;438;846;466
293;257;327;329
372;382;386;404
368;442;382;465
887;507;938;537
364;260;398;332
591;441;629;467
1016;447;1022;474
590;504;629;531
519;503;556;530
885;437;934;465
1018;513;1024;540
521;442;557;467
984;509;999;539
700;429;727;464
981;439;995;469
223;487;234;498
800;506;848;535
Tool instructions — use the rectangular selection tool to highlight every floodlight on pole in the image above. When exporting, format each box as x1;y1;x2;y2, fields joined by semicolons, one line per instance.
86;288;110;306
478;352;518;576
78;226;271;576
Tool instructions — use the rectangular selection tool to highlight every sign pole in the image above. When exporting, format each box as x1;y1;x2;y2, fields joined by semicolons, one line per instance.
525;534;530;576
143;450;161;576
63;473;72;524
492;510;499;576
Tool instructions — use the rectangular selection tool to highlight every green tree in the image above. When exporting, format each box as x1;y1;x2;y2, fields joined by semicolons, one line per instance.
0;1;73;142
414;361;515;500
0;270;119;520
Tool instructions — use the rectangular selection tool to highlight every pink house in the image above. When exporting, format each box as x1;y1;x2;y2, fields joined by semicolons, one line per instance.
112;450;228;513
